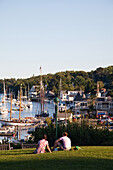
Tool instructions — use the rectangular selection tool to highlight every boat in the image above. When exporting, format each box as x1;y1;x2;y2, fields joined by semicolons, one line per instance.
27;100;33;108
0;80;8;114
1;119;35;127
0;86;35;127
0;126;15;136
26;84;33;109
35;111;49;118
0;126;15;133
0;132;14;136
0;107;9;114
35;67;49;118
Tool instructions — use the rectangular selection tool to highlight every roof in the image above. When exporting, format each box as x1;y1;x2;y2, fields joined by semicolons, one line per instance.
74;92;83;101
57;113;72;119
96;96;112;102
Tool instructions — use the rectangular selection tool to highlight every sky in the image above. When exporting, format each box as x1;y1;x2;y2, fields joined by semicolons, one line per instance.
0;0;113;79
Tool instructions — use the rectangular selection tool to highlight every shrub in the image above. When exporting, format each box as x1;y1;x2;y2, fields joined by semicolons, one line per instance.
33;122;113;146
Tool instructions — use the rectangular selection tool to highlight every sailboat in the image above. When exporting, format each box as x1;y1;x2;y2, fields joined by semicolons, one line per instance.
35;67;49;118
0;80;8;115
26;84;33;109
0;85;35;126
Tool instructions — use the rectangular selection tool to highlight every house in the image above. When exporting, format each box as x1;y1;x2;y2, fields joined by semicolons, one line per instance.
67;94;76;102
29;85;40;99
53;112;73;122
72;92;89;115
29;85;55;101
60;90;84;102
45;90;55;100
60;91;68;101
95;96;113;115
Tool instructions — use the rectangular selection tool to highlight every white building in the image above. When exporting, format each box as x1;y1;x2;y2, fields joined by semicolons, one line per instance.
60;90;83;102
95;97;113;115
29;85;39;98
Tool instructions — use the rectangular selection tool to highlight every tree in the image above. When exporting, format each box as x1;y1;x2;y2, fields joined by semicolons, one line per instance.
97;81;104;90
45;117;52;126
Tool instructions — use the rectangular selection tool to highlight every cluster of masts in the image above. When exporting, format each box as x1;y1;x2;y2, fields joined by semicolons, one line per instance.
0;82;33;116
0;67;49;127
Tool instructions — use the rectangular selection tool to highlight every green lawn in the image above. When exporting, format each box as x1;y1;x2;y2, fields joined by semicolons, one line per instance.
0;146;113;170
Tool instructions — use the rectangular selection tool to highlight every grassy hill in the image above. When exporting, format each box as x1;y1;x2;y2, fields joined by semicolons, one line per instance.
0;146;113;170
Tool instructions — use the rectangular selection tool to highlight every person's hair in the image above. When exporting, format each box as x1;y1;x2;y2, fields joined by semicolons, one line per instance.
62;132;68;136
43;134;47;140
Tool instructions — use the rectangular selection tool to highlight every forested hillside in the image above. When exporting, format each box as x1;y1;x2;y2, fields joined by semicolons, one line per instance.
0;66;113;97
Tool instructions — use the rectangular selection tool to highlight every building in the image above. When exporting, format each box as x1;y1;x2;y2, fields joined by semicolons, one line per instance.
72;92;89;116
95;96;113;115
53;112;73;122
29;86;55;101
60;90;84;102
29;85;40;100
45;90;55;100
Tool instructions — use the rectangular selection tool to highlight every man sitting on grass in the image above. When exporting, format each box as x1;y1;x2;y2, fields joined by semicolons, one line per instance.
34;134;52;154
53;132;71;151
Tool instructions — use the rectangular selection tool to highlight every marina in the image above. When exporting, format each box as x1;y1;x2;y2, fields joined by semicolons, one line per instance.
0;93;55;142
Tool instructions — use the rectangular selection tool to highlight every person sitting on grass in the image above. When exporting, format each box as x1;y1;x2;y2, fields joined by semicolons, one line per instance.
53;132;71;151
34;134;52;154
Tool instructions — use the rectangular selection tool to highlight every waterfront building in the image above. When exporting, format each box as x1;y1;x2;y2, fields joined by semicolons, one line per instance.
29;85;40;98
95;96;113;115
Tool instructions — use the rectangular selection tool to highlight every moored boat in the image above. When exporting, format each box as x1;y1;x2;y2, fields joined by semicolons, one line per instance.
0;80;8;114
0;85;36;127
0;119;35;127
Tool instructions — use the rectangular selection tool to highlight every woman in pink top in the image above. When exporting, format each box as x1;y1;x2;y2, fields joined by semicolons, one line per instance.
34;134;52;154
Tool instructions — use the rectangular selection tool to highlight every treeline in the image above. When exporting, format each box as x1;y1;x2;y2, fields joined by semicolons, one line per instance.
0;65;113;97
32;122;113;146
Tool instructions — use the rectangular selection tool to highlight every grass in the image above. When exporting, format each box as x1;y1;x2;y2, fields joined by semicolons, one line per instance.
0;146;113;170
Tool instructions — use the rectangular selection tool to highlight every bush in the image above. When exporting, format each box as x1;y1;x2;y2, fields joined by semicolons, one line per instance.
33;122;113;146
10;143;21;149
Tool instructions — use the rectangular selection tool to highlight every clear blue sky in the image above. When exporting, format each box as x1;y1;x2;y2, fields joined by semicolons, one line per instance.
0;0;113;79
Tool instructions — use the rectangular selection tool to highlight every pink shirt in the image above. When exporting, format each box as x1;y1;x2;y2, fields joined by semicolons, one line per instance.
60;136;71;149
37;139;48;153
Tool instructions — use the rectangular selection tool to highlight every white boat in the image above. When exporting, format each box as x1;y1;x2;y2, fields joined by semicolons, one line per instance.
0;127;9;133
0;120;35;127
0;126;15;133
0;80;8;114
0;126;15;136
27;101;33;108
26;85;33;109
0;107;8;114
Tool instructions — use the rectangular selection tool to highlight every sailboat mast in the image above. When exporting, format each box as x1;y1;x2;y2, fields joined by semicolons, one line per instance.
3;80;6;107
42;90;44;112
28;84;30;100
10;92;12;121
25;87;27;98
18;90;20;101
59;78;62;98
19;84;22;121
40;67;44;113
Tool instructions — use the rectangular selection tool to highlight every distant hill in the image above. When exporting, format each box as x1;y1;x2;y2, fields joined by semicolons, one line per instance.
0;65;113;97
